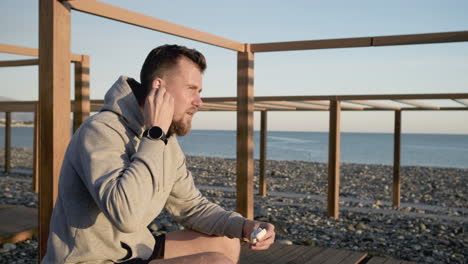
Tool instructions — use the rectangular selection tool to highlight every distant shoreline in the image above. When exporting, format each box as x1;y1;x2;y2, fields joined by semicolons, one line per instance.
0;123;34;128
0;125;467;135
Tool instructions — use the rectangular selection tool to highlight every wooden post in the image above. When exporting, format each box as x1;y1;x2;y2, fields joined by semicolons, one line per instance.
259;111;267;197
39;0;71;260
5;112;11;173
73;55;90;132
33;104;39;193
393;110;401;207
236;44;254;219
328;100;341;218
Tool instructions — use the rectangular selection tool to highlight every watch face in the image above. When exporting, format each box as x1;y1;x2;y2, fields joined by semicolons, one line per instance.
148;126;163;139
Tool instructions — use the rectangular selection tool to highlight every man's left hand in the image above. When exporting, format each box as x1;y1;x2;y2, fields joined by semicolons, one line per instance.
242;219;275;250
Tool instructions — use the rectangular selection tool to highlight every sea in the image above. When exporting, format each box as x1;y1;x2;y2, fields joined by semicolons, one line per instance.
1;128;467;169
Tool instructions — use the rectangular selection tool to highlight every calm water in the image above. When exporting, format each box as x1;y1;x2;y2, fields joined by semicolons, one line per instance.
1;128;467;169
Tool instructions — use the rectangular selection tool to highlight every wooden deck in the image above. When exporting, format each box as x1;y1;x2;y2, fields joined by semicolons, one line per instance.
0;205;415;264
0;205;38;244
239;242;415;264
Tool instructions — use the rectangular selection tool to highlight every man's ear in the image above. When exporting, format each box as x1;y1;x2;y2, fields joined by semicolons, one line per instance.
152;78;162;89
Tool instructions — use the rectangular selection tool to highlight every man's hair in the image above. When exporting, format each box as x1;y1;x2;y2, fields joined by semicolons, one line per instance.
134;44;207;106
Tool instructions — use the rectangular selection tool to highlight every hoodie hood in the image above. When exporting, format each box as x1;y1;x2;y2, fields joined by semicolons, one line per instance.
100;75;144;137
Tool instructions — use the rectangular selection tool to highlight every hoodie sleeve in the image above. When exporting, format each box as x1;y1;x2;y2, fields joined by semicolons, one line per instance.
74;119;166;233
165;158;246;239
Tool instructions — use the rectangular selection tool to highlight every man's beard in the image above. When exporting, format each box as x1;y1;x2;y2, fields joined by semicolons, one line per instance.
168;117;192;136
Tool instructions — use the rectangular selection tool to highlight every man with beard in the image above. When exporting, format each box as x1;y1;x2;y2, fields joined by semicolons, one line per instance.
42;45;275;264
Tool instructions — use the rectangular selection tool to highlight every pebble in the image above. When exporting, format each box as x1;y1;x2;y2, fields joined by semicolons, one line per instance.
276;239;293;245
2;243;16;251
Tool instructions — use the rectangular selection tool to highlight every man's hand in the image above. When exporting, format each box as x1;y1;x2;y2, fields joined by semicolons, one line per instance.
143;83;174;134
242;219;275;250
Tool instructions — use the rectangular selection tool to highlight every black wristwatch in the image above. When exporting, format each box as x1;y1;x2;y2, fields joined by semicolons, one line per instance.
143;126;168;144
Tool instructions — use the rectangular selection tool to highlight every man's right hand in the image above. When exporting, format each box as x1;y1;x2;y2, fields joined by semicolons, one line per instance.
143;83;174;134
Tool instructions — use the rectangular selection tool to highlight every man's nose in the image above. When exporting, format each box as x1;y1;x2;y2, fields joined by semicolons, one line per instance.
193;96;203;108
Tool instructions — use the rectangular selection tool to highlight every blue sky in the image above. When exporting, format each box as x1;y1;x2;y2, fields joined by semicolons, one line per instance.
1;0;467;134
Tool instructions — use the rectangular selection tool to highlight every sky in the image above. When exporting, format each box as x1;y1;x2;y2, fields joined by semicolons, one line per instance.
1;0;467;134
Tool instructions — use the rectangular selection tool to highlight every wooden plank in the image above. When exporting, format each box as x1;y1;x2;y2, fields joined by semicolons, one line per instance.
345;100;401;110
338;251;368;264
4;112;11;173
292;247;326;264
0;43;82;62
202;102;237;110
0;206;38;244
202;93;468;103
255;102;296;110
240;243;288;263
453;99;468;107
66;0;244;52
236;45;254;219
373;30;468;46
393;99;440;109
251;37;372;52
206;102;267;111
33;104;40;193
259;111;267;197
38;0;72;259
73;55;91;132
251;31;468;52
259;101;329;110
270;244;310;264
393;111;401;207
322;249;356;264
328;101;341;218
366;256;388;264
302;100;364;110
304;248;343;264
0;44;40;57
382;258;403;264
253;93;468;101
0;59;39;67
0;101;37;112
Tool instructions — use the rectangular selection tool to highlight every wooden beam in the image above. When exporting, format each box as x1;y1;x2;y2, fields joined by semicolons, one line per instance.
373;30;468;46
33;105;39;193
255;102;296;110
0;44;40;57
393;110;401;208
253;93;468;101
0;59;39;67
345;100;401;110
259;101;329;110
73;55;91;132
66;0;244;52
300;100;364;110
250;31;468;52
328;101;341;219
251;37;371;52
453;99;468;107
202;102;237;110
4;112;11;173
0;101;38;112
393;99;440;109
236;45;254;219
300;100;330;106
38;0;71;259
0;43;82;62
259;111;267;197
221;102;267;111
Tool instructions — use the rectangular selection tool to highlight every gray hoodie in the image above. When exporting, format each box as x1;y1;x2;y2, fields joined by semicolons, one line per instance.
42;76;246;263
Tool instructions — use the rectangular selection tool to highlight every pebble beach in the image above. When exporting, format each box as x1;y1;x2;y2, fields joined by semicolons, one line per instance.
0;148;466;263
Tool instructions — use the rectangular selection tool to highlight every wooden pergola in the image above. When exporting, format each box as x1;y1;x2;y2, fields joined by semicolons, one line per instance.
1;0;467;260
